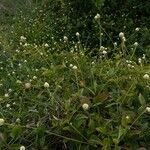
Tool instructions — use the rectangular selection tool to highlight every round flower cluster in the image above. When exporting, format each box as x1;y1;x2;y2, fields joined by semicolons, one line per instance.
20;146;26;150
0;118;5;126
119;32;126;42
94;13;100;20
82;103;89;111
76;32;80;37
63;36;68;42
143;74;149;80
44;82;49;88
25;83;31;89
146;107;150;113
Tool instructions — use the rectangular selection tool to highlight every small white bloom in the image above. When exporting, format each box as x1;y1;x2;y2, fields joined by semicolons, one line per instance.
134;42;138;47
138;58;142;64
122;37;126;42
129;76;132;79
0;118;4;126
18;63;21;67
33;76;37;80
102;50;107;55
91;61;95;65
16;80;22;84
44;82;49;88
82;103;89;111
127;64;131;68
94;13;100;20
24;43;28;47
63;36;68;42
119;32;124;38
76;32;80;37
131;65;135;69
20;146;26;150
8;89;12;92
69;64;73;67
143;74;149;80
25;83;31;89
100;46;105;50
44;43;49;47
4;93;9;98
142;54;146;60
6;104;10;108
126;116;130;120
114;42;117;46
146;107;150;113
16;118;21;123
20;36;26;41
72;65;78;70
135;27;140;31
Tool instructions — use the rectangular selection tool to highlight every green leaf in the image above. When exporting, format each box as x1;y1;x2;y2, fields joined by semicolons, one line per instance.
138;93;146;107
35;126;45;138
10;125;22;139
96;127;107;134
102;138;111;150
88;135;103;146
73;114;87;128
88;119;96;131
94;0;105;7
117;125;126;140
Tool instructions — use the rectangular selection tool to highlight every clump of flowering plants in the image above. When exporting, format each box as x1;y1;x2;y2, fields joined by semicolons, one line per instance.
0;10;150;150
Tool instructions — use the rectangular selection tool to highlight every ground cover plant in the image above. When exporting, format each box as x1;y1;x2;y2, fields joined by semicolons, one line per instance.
0;0;150;150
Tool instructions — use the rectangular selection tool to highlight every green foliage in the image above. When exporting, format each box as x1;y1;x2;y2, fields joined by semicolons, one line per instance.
0;0;150;149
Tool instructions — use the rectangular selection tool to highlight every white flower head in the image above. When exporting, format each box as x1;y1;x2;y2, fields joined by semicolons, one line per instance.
119;32;124;38
126;116;130;120
94;13;100;20
20;146;25;150
16;80;22;84
135;27;140;31
24;43;28;47
142;54;146;60
82;103;89;111
63;36;68;42
8;89;12;92
146;107;150;113
91;61;95;65
25;83;31;89
6;104;10;108
4;93;9;98
44;43;49;47
76;32;80;37
16;118;21;123
44;82;49;88
100;46;105;51
102;50;107;55
0;118;4;126
143;74;149;80
20;36;26;42
114;42;117;46
138;58;142;64
122;37;126;42
72;65;78;70
33;76;37;80
134;42;138;47
69;64;73;68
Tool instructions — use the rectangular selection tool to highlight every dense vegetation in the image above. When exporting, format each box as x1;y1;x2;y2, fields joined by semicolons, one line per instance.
0;0;150;149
